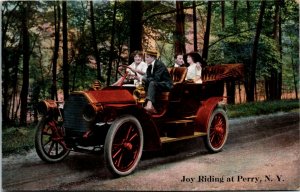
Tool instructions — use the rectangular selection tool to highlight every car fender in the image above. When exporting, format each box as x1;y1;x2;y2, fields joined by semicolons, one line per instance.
195;97;225;132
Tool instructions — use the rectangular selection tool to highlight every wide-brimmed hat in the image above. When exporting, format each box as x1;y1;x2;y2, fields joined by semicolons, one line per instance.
185;52;200;62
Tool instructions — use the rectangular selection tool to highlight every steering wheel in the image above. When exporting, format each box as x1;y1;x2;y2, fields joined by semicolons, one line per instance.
116;65;137;86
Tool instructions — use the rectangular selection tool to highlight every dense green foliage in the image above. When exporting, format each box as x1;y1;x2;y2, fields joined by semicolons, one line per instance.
2;1;299;125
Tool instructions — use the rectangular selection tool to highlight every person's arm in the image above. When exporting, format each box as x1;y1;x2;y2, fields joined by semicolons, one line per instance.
134;63;148;82
130;62;147;76
140;62;148;75
129;67;144;76
193;63;202;83
126;63;137;80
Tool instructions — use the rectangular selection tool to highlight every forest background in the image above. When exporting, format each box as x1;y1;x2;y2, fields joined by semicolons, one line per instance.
1;0;299;127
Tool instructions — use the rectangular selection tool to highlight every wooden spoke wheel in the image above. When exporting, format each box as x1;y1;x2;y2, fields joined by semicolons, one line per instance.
104;115;143;177
35;117;70;163
204;108;228;152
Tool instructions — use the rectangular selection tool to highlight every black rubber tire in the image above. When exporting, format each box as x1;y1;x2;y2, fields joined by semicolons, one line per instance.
104;115;144;177
204;108;229;153
35;117;70;163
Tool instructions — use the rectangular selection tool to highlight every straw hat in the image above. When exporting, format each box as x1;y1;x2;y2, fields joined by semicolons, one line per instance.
145;50;158;57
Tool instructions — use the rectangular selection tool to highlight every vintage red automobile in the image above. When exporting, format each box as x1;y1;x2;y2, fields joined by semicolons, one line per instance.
35;64;243;177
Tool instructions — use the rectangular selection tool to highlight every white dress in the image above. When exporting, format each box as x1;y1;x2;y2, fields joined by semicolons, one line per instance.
186;63;202;84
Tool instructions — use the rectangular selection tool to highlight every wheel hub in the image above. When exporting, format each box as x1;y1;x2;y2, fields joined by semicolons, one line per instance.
215;126;224;135
123;142;133;150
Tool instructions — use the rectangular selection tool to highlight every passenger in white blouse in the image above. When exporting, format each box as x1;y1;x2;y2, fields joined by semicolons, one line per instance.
185;52;202;84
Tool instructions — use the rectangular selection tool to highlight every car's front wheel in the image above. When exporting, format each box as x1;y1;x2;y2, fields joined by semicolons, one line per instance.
35;117;70;163
104;115;144;177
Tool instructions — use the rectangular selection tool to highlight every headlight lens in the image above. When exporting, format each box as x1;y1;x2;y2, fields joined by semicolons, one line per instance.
82;103;102;122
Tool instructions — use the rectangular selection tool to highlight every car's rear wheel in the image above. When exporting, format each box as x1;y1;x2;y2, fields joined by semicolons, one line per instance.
204;108;228;152
35;117;70;163
104;115;143;177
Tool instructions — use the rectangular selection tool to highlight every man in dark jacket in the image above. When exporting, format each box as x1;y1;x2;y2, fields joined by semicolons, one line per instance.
142;50;173;113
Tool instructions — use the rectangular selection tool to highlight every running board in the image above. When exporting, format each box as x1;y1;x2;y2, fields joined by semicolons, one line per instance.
183;115;197;119
164;119;194;124
160;132;206;143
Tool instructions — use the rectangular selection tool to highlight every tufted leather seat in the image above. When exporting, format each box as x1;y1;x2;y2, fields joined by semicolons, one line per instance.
202;66;225;82
168;67;187;85
155;67;187;102
151;67;187;117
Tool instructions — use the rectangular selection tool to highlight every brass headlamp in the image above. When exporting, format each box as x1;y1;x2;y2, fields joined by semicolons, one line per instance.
133;84;146;103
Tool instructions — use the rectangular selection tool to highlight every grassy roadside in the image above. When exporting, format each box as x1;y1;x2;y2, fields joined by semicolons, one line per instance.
227;99;299;118
2;99;299;157
2;125;36;157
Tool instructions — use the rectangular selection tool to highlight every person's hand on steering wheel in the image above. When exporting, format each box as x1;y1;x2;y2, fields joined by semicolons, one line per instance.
115;65;137;86
128;74;136;80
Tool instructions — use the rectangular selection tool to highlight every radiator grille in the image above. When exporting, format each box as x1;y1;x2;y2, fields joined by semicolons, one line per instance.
64;94;90;137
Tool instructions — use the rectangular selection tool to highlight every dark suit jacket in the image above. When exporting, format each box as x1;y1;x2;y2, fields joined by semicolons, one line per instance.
144;60;173;89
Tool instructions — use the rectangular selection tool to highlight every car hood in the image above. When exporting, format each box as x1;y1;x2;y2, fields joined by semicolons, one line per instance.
72;89;136;105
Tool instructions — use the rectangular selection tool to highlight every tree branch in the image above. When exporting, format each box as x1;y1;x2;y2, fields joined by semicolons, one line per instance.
142;3;203;24
208;27;257;49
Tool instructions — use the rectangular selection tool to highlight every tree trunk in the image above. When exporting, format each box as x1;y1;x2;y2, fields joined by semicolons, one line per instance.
202;1;212;62
2;3;21;125
51;2;60;100
2;4;12;125
273;0;282;100
2;49;9;125
278;4;282;99
129;1;143;56
233;1;238;28
20;2;30;126
226;1;238;104
238;81;242;103
90;1;103;82
11;47;21;122
175;1;186;55
62;1;69;100
291;56;298;99
265;0;282;100
221;0;225;30
248;0;266;102
106;1;117;86
193;1;197;52
246;1;251;29
226;81;236;104
265;77;270;100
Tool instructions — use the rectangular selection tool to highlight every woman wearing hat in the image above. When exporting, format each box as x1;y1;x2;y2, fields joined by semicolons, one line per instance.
185;52;204;84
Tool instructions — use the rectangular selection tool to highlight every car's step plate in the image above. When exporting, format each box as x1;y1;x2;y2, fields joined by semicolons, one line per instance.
160;132;206;143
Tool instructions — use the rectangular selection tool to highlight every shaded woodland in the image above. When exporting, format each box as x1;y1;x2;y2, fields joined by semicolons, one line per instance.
2;0;299;126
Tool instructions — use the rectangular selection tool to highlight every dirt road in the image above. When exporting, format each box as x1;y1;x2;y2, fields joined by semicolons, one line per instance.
2;112;299;191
